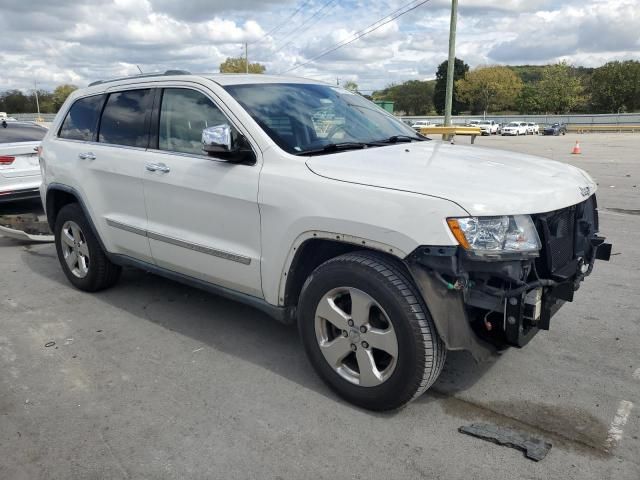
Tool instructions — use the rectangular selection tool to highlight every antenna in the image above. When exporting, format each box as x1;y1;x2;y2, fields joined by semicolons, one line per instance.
136;65;144;74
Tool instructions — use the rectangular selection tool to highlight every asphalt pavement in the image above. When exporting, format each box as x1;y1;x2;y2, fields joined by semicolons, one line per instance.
0;133;638;479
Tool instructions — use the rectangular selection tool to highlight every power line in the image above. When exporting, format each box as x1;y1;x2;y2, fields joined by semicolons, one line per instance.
281;0;432;74
250;0;313;46
271;0;337;53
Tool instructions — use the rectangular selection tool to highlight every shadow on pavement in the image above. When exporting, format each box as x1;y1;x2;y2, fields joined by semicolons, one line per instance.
19;241;496;413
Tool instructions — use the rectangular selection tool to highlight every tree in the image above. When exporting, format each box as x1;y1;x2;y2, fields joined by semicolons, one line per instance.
0;90;30;113
219;57;266;74
372;80;435;115
343;80;359;93
537;62;583;113
433;57;469;115
52;84;78;111
456;66;523;114
515;84;542;114
590;60;640;113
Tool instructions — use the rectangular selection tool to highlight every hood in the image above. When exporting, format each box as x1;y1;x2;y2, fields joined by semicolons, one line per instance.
305;141;596;216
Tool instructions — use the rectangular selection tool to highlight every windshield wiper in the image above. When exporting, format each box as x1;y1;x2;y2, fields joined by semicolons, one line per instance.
373;135;425;144
294;142;380;156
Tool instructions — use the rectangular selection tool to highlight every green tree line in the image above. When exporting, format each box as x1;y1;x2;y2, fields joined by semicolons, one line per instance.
0;84;77;114
372;59;640;115
3;58;639;115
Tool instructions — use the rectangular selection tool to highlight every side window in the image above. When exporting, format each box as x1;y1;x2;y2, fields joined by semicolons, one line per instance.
58;94;105;141
98;89;153;147
159;88;229;155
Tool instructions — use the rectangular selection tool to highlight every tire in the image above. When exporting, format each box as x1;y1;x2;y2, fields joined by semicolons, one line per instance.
297;251;446;411
54;203;121;292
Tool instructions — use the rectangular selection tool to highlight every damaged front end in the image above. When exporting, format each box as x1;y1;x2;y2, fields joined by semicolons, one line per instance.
405;195;612;361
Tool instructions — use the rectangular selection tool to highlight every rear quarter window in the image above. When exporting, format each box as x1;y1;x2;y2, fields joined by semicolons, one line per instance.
58;94;106;141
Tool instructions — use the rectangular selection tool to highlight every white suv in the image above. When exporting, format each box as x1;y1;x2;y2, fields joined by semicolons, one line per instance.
501;121;528;136
477;120;498;135
39;72;611;411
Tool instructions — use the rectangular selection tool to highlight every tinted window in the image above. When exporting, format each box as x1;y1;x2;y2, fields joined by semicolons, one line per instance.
158;88;229;155
99;89;153;147
59;94;105;141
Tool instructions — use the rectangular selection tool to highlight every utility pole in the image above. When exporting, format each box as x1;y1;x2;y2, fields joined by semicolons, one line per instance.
245;42;249;74
443;0;458;127
34;80;41;121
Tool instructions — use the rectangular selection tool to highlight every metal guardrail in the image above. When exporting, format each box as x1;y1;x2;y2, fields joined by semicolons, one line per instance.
10;113;57;122
402;113;640;127
419;126;482;143
569;124;640;133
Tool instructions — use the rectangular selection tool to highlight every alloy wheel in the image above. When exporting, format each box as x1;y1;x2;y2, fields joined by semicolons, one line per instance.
60;220;90;278
314;287;398;387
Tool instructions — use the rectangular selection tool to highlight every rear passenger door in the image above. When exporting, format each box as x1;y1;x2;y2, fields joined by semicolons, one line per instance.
56;88;154;262
141;87;262;297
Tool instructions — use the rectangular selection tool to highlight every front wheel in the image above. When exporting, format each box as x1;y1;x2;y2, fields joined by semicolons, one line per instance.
298;251;445;411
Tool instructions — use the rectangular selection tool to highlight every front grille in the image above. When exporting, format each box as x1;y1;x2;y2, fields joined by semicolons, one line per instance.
534;197;598;276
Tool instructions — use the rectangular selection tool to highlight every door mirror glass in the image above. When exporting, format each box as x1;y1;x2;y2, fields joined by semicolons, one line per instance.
202;124;232;153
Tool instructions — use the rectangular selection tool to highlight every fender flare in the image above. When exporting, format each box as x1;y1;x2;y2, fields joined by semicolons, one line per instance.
45;183;108;252
277;230;408;306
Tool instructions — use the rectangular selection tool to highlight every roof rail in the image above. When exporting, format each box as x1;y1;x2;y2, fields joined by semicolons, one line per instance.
88;69;192;87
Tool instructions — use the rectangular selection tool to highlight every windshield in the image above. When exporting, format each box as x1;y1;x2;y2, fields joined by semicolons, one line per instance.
224;83;424;155
507;122;519;127
478;121;490;125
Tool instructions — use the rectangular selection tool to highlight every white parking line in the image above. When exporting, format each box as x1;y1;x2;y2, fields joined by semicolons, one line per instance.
605;400;634;451
633;368;640;380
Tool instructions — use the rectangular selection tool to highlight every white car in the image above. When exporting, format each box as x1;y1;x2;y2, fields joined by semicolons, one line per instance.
0;123;47;202
527;122;540;135
1;112;18;128
39;72;611;411
411;120;432;132
501;121;528;136
477;120;498;135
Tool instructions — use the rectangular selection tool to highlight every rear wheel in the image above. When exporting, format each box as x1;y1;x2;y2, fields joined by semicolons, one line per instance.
54;203;121;292
298;251;445;411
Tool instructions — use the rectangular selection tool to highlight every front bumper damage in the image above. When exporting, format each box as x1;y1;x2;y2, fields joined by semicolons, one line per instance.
404;196;612;362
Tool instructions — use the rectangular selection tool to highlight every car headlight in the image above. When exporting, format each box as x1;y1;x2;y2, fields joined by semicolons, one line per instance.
446;215;541;257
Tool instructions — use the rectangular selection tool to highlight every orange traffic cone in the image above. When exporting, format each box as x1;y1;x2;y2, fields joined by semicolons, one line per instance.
571;141;581;155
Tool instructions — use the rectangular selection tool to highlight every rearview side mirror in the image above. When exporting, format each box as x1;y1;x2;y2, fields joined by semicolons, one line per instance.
202;124;232;153
202;124;255;164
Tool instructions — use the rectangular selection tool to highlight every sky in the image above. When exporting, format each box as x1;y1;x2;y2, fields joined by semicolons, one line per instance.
1;0;639;93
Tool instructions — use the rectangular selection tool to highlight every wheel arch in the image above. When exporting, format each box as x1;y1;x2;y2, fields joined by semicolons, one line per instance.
45;184;107;252
280;231;409;308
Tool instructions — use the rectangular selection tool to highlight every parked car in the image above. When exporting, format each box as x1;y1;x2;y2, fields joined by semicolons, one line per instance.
543;123;567;135
501;121;528;136
0;122;47;202
411;120;433;132
526;122;540;135
477;120;498;135
39;72;611;411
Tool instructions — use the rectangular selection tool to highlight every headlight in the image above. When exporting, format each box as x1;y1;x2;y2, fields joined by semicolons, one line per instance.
447;215;541;257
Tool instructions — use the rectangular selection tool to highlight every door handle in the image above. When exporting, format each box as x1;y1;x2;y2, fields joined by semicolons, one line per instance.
145;162;170;173
78;152;96;160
